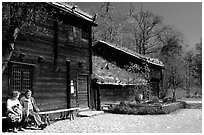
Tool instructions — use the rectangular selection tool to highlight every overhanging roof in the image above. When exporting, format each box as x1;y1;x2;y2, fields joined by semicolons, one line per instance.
48;2;97;26
94;40;164;68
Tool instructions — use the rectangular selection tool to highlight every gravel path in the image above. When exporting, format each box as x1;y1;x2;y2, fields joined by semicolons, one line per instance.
23;109;202;133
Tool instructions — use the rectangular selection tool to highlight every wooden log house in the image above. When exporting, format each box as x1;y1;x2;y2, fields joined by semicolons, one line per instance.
2;2;97;112
92;40;164;109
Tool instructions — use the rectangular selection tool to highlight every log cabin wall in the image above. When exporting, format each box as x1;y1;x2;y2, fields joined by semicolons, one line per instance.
2;3;95;111
99;85;136;105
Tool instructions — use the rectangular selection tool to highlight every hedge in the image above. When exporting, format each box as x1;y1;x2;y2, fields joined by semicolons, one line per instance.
105;101;186;115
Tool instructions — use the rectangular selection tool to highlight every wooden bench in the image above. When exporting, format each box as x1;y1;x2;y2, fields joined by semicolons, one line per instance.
2;116;7;119
39;107;80;125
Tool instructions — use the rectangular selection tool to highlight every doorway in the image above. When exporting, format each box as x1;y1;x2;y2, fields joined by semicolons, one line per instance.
77;74;89;109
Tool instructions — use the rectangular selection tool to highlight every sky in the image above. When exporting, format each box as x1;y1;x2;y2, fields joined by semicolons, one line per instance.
75;2;202;51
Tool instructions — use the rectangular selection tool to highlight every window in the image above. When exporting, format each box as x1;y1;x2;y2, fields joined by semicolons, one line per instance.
9;62;34;92
67;25;82;46
67;26;76;43
82;29;89;44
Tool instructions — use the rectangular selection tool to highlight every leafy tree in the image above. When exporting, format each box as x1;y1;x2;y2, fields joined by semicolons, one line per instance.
194;39;202;86
2;2;60;73
183;51;198;97
125;62;151;100
182;39;202;97
159;28;184;100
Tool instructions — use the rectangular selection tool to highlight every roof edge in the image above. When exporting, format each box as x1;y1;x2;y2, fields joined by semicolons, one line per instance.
47;2;97;26
94;40;164;67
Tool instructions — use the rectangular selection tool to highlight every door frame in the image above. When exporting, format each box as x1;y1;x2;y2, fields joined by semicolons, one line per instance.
76;74;90;108
66;60;71;108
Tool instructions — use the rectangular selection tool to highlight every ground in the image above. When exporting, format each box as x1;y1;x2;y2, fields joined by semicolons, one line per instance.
23;109;202;133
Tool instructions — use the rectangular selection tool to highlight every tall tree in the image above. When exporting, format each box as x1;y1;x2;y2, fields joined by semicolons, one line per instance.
158;27;184;100
2;2;58;73
91;2;128;44
125;4;170;55
183;51;198;97
194;39;202;86
91;3;180;58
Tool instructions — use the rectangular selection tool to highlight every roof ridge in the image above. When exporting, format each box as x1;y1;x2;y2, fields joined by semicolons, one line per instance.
57;2;93;19
48;2;97;25
97;40;164;67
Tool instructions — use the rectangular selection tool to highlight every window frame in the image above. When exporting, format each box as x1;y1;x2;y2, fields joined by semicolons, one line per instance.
8;61;35;94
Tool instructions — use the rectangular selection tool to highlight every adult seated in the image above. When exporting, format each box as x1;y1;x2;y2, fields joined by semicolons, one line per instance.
6;91;25;133
20;90;47;130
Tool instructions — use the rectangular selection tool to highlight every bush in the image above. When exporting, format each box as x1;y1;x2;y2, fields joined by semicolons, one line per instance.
109;104;133;114
135;94;143;103
162;97;173;103
151;96;160;103
119;101;129;106
107;100;183;115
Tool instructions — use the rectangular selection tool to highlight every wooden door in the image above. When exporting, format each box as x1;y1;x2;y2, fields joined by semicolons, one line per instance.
150;81;159;97
77;75;89;109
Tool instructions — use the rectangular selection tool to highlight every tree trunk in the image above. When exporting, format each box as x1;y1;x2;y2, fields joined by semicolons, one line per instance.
172;88;176;102
172;78;176;102
172;82;176;102
186;84;190;98
2;27;20;74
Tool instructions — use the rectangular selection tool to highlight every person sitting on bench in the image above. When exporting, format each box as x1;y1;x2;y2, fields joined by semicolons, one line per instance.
20;90;47;130
6;91;25;133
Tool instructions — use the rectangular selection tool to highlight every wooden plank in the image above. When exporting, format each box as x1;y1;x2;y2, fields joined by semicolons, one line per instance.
34;94;67;100
39;102;68;111
36;77;65;83
16;39;53;51
77;91;88;94
37;98;71;111
35;82;65;86
58;45;89;58
16;46;53;58
17;32;54;45
38;98;67;105
39;107;80;114
77;75;88;108
34;89;67;95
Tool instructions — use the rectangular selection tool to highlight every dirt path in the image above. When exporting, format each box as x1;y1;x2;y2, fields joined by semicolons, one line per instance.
23;109;202;133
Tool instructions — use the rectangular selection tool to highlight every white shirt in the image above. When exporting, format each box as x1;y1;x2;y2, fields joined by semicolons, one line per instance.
7;98;22;113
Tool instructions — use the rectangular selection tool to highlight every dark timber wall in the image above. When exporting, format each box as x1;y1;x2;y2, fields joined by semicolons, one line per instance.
2;4;95;111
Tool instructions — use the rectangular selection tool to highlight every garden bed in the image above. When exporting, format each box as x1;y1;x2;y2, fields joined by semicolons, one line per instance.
103;101;186;115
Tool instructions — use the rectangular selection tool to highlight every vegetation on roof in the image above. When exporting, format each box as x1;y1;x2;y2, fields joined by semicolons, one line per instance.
92;55;146;85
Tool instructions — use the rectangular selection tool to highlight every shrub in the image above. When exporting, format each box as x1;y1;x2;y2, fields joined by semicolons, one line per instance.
129;101;140;108
135;94;143;103
162;97;173;103
119;101;129;107
110;104;133;114
106;100;183;115
137;107;147;115
151;96;160;103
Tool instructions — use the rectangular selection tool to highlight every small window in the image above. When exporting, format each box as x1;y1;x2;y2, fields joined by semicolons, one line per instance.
67;26;76;43
82;29;89;44
67;25;82;46
9;62;34;92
